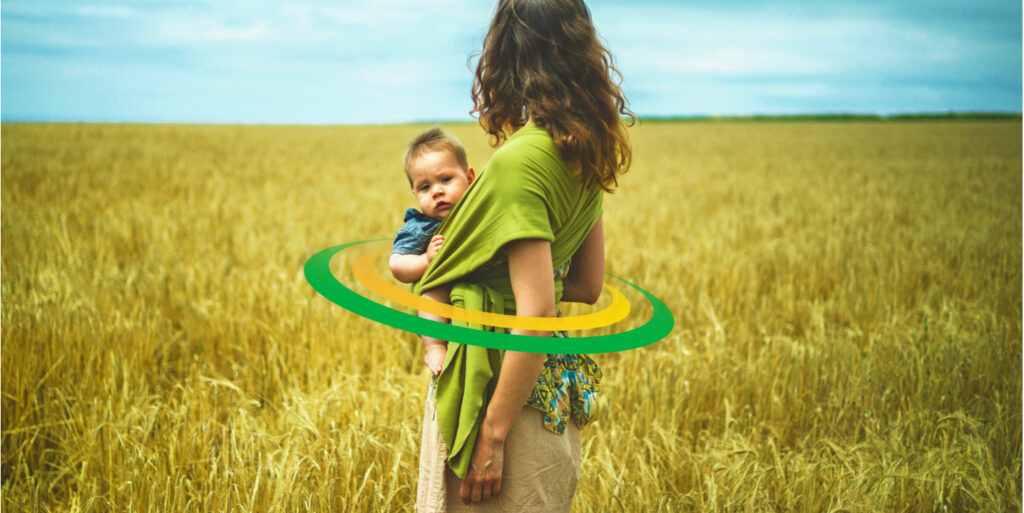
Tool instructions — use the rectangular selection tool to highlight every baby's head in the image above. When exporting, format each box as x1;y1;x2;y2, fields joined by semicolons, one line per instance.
404;127;475;219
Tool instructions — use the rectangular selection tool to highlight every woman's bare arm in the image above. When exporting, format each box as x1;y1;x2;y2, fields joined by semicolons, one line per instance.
560;218;604;304
459;238;553;504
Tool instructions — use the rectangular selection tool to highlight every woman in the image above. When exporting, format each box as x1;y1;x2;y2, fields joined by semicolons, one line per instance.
414;0;634;510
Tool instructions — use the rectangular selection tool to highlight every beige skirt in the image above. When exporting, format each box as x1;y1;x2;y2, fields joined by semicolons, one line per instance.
416;388;581;513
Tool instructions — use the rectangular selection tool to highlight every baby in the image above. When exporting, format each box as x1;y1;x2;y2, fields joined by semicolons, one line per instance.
389;127;474;375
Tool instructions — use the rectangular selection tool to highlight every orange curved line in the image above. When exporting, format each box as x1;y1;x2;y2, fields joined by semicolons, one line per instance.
351;249;630;331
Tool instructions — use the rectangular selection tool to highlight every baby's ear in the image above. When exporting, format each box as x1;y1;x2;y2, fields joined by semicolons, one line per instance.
465;168;476;184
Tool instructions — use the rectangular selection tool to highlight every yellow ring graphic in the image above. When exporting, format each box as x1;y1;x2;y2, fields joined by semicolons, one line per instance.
351;249;631;331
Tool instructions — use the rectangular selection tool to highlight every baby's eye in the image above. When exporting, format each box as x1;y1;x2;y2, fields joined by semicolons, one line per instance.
418;184;430;191
441;176;452;183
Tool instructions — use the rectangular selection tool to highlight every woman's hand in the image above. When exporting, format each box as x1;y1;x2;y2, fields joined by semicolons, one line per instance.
459;417;506;504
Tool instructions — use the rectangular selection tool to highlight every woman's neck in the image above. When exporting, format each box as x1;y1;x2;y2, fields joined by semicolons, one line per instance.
512;117;533;134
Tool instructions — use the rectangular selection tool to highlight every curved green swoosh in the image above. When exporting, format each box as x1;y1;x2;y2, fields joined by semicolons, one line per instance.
304;240;674;354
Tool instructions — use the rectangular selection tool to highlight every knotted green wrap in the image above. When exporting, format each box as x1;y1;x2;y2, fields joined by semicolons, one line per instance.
413;123;603;478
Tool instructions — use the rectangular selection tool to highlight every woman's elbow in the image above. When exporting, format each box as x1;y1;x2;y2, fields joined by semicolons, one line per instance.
566;280;602;305
580;284;602;305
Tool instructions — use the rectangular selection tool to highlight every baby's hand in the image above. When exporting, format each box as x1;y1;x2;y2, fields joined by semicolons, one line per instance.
424;344;447;376
425;235;444;263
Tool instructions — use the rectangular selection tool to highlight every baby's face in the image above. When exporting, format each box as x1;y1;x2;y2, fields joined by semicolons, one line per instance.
407;149;474;219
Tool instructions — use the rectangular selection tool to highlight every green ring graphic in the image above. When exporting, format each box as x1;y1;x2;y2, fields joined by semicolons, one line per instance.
304;240;674;354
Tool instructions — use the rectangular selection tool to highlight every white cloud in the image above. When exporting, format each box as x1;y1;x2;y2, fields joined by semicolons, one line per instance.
73;5;136;18
595;5;975;81
206;21;269;42
2;0;1018;122
643;48;829;76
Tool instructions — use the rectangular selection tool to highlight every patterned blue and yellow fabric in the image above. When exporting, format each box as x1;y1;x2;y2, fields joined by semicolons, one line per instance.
525;345;602;434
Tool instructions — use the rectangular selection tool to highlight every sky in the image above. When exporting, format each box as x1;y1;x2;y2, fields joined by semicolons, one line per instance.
2;0;1021;124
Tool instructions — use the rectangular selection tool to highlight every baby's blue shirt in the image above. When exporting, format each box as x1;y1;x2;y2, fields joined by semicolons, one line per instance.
392;208;443;255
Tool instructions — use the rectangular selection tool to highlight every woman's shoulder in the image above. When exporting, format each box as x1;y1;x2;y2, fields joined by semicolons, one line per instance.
485;124;568;181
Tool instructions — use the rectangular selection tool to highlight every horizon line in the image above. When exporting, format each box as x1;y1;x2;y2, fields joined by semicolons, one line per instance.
1;111;1020;127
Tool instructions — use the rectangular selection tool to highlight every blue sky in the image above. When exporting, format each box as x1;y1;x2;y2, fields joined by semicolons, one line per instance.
2;0;1021;124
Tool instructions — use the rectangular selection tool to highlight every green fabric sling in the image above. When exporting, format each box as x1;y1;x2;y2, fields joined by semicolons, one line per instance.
414;123;603;479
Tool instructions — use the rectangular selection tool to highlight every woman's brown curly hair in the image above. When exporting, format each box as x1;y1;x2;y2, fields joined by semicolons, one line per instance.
471;0;636;192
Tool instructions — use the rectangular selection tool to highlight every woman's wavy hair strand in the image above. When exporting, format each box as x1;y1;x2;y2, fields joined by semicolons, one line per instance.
471;0;636;192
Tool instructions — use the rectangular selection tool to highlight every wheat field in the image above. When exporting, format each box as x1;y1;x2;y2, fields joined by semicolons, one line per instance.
2;120;1020;512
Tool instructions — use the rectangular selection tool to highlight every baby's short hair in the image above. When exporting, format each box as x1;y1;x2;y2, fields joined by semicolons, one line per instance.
404;127;469;186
